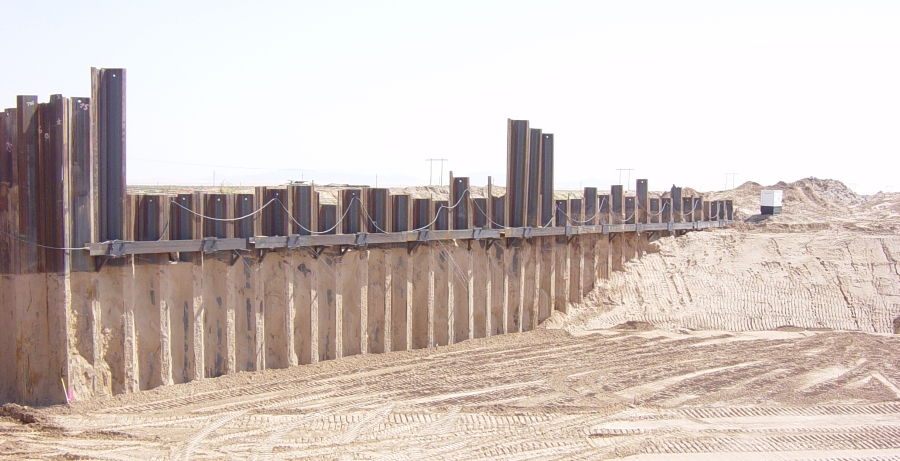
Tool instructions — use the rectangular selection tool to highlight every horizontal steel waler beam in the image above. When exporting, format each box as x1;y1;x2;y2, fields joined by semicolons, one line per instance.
89;238;249;257
88;221;733;256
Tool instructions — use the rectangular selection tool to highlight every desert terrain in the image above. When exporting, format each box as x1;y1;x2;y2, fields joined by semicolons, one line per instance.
2;178;899;460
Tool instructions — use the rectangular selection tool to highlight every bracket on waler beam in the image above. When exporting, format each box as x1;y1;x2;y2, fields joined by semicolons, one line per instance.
201;237;218;254
287;234;302;249
355;232;368;247
307;246;326;260
485;238;498;251
523;227;533;239
230;250;246;266
108;240;126;258
95;255;110;271
407;230;429;254
565;226;576;244
407;240;424;255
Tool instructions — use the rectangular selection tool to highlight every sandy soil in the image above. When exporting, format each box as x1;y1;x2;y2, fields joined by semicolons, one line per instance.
3;178;899;461
557;228;900;334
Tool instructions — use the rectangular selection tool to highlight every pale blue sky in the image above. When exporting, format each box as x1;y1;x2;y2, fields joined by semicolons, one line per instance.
1;1;897;194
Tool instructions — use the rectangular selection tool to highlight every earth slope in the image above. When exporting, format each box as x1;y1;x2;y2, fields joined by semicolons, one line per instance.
558;178;900;336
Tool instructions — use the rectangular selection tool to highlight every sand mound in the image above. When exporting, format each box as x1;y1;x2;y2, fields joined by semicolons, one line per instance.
563;178;900;335
613;320;655;331
773;325;805;332
702;178;900;235
704;176;863;220
855;191;900;216
0;403;45;425
784;177;865;208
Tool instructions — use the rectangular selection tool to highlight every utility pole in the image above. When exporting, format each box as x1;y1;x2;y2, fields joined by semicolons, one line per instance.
616;169;634;192
725;173;737;190
426;158;449;186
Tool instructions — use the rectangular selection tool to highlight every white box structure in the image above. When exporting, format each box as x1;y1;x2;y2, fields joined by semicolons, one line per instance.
760;190;783;215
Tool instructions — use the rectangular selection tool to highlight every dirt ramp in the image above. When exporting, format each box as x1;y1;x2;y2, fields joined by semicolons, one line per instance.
564;229;900;334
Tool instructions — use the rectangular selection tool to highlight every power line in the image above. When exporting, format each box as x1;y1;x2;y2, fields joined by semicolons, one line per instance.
426;158;449;186
725;173;738;190
615;169;634;192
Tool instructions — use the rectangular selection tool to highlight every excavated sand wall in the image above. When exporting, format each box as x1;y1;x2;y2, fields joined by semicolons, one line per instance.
0;233;654;405
569;230;900;334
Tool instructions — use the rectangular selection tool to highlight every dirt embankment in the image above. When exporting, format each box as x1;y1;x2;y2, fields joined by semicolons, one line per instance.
557;178;900;335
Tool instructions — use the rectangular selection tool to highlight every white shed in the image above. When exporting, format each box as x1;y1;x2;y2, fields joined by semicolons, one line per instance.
760;190;783;215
